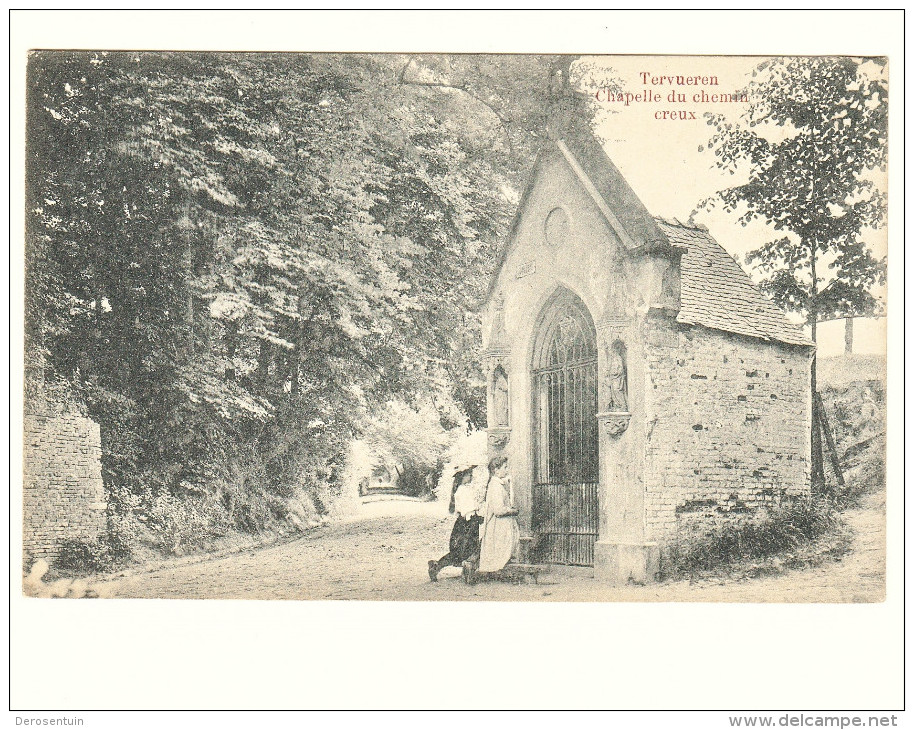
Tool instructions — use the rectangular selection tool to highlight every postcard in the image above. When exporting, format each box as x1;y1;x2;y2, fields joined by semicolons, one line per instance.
10;9;903;715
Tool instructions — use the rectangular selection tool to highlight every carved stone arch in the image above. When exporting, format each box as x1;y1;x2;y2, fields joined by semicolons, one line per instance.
530;287;598;371
530;287;600;566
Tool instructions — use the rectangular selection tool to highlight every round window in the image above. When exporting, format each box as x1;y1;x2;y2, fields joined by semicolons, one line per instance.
544;207;570;247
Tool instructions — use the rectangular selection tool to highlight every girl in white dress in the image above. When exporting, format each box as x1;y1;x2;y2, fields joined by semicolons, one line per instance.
477;455;519;574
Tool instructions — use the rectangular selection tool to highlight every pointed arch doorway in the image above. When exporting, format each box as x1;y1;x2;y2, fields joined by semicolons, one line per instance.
531;290;599;566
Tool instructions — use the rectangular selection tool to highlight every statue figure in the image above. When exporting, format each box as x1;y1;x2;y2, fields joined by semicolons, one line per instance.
606;342;628;412
493;367;509;427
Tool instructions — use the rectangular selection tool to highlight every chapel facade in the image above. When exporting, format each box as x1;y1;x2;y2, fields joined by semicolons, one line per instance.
481;118;814;584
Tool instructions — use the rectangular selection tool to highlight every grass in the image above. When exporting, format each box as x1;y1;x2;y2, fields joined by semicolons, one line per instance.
659;496;853;582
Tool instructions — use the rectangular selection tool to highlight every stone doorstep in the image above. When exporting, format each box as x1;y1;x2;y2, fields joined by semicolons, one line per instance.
502;563;546;583
469;562;550;585
594;540;661;585
541;563;594;576
503;563;612;587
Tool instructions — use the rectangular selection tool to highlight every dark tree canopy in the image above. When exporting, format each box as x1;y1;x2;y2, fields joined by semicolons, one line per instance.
25;52;603;546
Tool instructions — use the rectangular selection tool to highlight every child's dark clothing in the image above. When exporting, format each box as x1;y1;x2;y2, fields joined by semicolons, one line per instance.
428;514;483;580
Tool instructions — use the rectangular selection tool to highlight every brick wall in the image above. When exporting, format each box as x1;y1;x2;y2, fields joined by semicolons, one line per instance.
23;413;107;563
643;315;812;551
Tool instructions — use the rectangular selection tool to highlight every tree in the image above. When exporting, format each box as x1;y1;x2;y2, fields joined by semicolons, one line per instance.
26;52;607;545
26;52;295;492
699;56;887;486
393;54;609;424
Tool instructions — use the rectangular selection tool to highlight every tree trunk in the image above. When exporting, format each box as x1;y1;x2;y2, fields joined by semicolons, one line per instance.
291;324;302;398
89;291;103;386
292;301;315;398
204;258;213;356
225;323;237;382
810;244;825;490
290;349;300;397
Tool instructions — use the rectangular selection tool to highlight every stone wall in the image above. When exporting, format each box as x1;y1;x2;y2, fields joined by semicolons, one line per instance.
642;314;812;552
23;413;107;563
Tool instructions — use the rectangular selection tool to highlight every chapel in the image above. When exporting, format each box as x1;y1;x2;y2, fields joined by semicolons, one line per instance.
481;113;814;584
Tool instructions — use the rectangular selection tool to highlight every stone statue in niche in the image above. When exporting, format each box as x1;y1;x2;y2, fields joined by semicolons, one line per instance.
605;340;628;412
493;366;509;427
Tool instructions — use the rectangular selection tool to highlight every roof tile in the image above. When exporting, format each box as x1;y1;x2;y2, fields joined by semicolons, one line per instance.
656;219;813;347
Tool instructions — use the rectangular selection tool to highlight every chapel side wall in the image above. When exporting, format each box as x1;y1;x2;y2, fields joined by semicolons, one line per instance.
642;314;812;551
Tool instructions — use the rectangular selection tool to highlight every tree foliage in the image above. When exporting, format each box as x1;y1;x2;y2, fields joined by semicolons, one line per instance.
700;56;887;325
25;52;596;542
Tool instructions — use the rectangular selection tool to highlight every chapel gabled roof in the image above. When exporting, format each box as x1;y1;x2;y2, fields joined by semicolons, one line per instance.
559;129;669;252
656;218;813;347
483;123;813;349
480;125;674;306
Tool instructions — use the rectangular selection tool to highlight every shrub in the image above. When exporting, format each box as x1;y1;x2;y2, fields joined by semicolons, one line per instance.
819;446;886;509
661;496;846;580
146;490;228;552
817;378;886;508
396;461;443;499
105;483;232;556
55;531;131;575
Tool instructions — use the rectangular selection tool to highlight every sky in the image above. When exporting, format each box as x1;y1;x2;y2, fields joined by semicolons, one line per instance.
585;55;887;357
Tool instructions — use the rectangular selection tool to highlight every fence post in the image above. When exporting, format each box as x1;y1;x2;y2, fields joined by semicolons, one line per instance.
815;392;845;488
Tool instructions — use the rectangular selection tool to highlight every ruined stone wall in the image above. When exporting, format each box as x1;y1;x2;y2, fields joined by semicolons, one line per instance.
23;414;107;563
642;314;812;551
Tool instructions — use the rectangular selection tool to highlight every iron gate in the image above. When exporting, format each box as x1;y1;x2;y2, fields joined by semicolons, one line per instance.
532;299;599;566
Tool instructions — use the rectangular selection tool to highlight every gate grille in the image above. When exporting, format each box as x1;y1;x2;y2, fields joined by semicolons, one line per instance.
531;298;599;566
532;482;598;566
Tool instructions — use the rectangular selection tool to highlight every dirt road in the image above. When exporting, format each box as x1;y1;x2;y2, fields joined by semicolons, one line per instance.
98;492;885;602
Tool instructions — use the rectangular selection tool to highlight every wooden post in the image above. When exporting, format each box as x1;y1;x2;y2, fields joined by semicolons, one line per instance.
814;392;845;487
811;394;825;490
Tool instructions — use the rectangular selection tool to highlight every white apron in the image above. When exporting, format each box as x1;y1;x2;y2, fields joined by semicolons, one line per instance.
477;475;519;573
